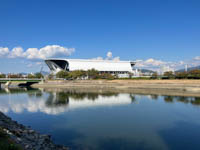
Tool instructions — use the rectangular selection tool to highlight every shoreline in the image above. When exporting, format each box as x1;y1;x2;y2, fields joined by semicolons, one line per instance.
0;111;68;150
32;79;200;97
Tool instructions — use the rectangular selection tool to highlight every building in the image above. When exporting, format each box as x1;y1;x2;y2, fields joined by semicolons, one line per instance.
45;58;136;78
159;66;174;75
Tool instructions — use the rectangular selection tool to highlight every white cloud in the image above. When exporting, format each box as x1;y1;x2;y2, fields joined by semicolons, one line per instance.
9;47;25;58
106;51;113;59
24;48;40;59
113;56;120;61
135;58;166;69
37;45;75;59
194;56;200;60
145;58;166;66
0;45;75;60
92;57;103;60
0;47;9;57
135;56;200;71
93;51;120;61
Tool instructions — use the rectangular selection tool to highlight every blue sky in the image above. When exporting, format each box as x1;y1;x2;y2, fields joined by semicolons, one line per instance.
0;0;200;73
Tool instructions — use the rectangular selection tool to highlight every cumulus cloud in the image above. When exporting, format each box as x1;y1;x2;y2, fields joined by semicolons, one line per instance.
144;58;166;66
93;51;120;61
0;45;75;60
0;90;131;115
9;47;24;58
106;51;113;59
113;56;120;61
194;56;200;60
135;57;200;72
0;47;9;57
92;57;103;60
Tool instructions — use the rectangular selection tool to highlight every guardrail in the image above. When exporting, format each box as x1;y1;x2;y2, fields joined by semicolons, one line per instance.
0;78;42;82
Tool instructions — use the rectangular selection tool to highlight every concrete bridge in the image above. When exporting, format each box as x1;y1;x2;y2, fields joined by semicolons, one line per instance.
0;78;42;89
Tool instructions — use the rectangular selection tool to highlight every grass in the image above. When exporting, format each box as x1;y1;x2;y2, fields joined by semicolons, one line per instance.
0;127;23;150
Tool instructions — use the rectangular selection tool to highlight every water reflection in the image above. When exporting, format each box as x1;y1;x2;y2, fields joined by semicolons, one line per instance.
163;95;200;105
1;88;200;115
0;88;132;115
1;88;200;150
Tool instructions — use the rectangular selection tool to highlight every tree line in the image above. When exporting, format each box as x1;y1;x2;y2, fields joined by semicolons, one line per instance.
1;69;200;80
55;69;115;80
0;73;43;79
152;69;200;79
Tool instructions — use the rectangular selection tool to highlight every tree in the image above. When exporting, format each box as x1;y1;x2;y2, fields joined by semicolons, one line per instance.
99;73;115;80
48;73;54;80
163;71;174;79
27;74;36;78
35;72;43;78
87;69;99;79
151;72;158;79
8;74;22;78
56;71;69;79
69;70;86;79
0;74;6;78
175;72;188;79
128;72;133;79
188;69;200;79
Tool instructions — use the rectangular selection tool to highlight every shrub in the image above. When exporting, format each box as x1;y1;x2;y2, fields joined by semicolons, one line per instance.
99;73;115;80
188;69;200;79
0;74;6;78
87;69;99;79
56;71;69;79
69;70;86;79
35;72;43;78
175;72;188;79
27;74;36;78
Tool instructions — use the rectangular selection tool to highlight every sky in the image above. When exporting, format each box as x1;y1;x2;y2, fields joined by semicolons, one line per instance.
0;0;200;73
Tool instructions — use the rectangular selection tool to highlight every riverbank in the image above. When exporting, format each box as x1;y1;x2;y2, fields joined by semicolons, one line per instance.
0;111;68;150
32;79;200;97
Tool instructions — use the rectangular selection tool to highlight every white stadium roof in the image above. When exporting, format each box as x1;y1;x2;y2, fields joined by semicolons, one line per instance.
45;58;135;73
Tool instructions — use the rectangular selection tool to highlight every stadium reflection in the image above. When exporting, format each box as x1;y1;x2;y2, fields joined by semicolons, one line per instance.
1;88;200;115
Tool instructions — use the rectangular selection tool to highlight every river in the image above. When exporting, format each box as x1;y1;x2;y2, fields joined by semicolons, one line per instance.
0;87;200;150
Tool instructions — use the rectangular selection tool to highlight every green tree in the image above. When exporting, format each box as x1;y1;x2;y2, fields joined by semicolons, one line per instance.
27;74;36;78
8;74;22;78
48;73;54;80
0;74;6;78
56;71;69;79
99;73;115;80
175;72;188;79
151;72;158;79
163;71;174;79
188;69;200;79
87;69;99;79
69;70;86;79
35;72;43;78
128;72;133;79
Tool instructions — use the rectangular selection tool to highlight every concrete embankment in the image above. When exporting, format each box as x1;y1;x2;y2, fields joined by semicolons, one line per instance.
0;111;68;150
32;79;200;97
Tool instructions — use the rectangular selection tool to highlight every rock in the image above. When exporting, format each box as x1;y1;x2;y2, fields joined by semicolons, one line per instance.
29;129;35;133
16;137;22;142
0;111;68;150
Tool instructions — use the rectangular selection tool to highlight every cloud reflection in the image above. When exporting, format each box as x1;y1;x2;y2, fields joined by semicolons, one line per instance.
0;89;133;115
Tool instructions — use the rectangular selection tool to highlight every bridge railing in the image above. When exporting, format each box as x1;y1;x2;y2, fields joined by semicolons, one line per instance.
0;78;42;81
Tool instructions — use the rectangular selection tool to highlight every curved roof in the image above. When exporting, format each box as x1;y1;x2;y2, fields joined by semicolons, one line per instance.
45;58;135;72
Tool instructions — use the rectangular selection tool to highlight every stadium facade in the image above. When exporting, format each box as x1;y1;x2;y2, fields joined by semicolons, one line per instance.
45;58;136;78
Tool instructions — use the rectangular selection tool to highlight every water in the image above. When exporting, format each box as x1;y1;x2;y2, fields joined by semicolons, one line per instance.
0;88;200;150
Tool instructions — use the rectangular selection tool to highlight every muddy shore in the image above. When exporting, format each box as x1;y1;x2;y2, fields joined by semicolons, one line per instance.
32;79;200;97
